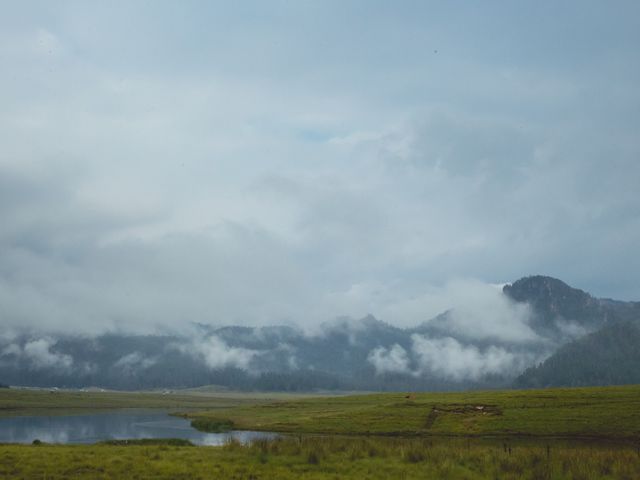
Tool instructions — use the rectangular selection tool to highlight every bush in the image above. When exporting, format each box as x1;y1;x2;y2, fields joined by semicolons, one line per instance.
307;451;320;464
190;418;234;433
99;438;194;446
404;448;426;463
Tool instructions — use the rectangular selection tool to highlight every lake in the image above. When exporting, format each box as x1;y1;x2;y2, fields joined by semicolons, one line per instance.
0;411;277;446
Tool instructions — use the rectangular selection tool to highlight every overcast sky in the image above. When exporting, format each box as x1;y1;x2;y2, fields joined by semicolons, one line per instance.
1;1;639;334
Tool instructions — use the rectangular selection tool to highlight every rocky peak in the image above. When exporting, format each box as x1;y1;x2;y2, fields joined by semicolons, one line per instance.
503;275;604;332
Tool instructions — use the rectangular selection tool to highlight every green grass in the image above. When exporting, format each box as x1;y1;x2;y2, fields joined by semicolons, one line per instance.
2;385;640;478
1;436;639;479
189;385;640;439
98;439;195;447
0;388;316;417
189;417;235;432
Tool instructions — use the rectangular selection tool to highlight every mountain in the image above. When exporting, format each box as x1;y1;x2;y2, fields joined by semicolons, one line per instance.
515;320;640;388
505;276;640;388
0;318;471;392
505;276;605;336
1;275;638;391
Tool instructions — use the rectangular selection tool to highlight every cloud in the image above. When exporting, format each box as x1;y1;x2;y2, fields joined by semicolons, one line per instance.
0;2;639;337
1;344;22;357
427;280;541;343
321;279;542;340
275;343;299;370
180;335;259;370
555;320;591;341
411;334;541;381
114;352;157;375
2;339;74;372
367;344;411;376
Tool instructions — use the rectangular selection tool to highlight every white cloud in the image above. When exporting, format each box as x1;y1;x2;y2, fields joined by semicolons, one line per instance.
435;280;541;343
114;352;157;374
181;335;259;370
367;344;411;375
320;279;542;340
411;334;539;381
555;320;591;341
6;339;75;372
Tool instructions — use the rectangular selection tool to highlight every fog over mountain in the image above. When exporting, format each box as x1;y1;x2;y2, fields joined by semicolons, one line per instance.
2;276;637;391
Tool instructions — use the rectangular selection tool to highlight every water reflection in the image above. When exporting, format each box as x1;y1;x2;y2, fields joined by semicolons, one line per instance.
0;412;277;446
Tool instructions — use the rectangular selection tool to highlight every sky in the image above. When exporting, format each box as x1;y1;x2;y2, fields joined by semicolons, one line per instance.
1;1;639;334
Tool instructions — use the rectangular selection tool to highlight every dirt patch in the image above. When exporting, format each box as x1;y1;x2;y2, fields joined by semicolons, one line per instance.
424;404;502;430
425;408;439;429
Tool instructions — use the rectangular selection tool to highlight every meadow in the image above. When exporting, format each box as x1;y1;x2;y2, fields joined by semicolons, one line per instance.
1;385;640;479
188;385;640;439
1;436;639;479
0;387;314;417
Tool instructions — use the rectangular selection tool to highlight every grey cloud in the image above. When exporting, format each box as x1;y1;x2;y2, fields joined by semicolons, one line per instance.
0;1;638;336
1;344;22;357
304;317;371;344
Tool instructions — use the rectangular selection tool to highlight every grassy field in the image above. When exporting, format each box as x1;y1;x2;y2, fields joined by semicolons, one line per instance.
1;436;639;479
2;385;640;478
188;385;640;439
0;388;316;417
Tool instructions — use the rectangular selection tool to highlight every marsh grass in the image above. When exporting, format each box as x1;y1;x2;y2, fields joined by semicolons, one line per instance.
3;385;640;478
190;417;234;432
99;438;194;446
1;436;638;479
0;388;315;418
189;384;640;439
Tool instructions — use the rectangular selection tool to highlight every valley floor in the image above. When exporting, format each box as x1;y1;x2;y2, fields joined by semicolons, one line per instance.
187;385;640;439
1;436;639;480
1;385;640;479
0;387;316;417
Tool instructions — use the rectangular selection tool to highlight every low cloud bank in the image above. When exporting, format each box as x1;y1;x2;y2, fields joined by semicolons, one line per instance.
366;335;546;381
114;352;158;375
178;335;260;370
363;280;553;380
410;335;540;381
1;338;73;372
0;278;584;384
367;344;411;375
